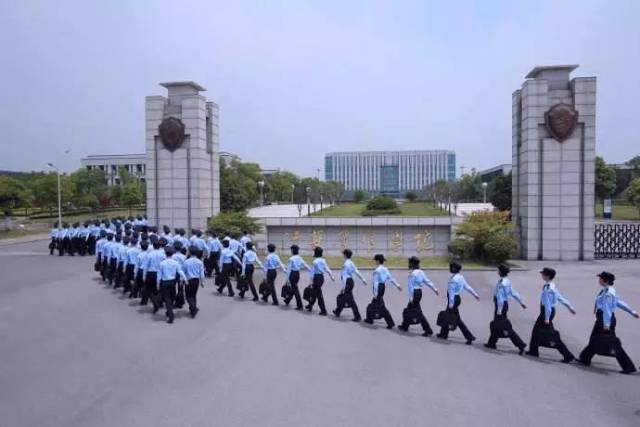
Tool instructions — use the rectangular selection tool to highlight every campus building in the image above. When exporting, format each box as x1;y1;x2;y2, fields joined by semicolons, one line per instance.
80;153;146;185
324;150;456;197
479;163;512;183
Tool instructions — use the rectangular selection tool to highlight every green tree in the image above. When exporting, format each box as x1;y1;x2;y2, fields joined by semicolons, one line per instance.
0;176;29;208
121;182;144;216
625;177;640;216
453;173;482;202
489;172;512;211
70;168;109;208
220;160;261;211
267;172;299;202
626;155;640;178
322;181;345;204
595;156;616;200
32;172;74;217
448;210;517;263
427;180;452;207
405;190;418;202
362;195;400;216
353;190;368;203
208;211;262;237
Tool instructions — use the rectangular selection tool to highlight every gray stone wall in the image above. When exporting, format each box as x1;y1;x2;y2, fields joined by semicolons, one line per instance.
145;82;220;230
513;66;595;261
254;217;459;257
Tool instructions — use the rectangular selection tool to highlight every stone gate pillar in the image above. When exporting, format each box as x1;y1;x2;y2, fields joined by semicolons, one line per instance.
145;81;220;230
512;65;595;261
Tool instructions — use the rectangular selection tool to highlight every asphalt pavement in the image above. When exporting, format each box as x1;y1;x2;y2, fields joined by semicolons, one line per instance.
1;240;639;427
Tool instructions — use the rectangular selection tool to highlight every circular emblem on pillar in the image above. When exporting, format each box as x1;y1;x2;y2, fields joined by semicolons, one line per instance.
158;117;186;152
544;103;578;142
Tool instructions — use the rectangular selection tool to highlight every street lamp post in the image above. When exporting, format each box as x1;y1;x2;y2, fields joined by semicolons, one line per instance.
291;184;295;204
258;180;265;206
305;186;311;216
47;162;63;228
482;182;488;204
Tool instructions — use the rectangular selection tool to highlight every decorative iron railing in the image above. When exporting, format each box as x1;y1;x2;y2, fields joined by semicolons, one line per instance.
594;223;640;259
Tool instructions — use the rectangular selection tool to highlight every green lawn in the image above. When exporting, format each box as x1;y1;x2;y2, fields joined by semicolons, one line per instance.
0;228;49;240
29;208;146;226
595;203;639;220
312;202;447;217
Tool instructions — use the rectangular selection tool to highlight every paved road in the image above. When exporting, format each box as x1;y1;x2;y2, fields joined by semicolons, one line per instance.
1;241;639;427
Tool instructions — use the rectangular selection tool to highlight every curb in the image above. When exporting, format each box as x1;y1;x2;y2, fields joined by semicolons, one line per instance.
0;234;50;247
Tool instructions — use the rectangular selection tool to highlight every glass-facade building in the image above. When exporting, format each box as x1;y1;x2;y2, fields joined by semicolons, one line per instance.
325;150;456;196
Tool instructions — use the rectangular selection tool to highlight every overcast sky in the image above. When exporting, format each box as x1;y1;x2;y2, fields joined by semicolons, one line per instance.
1;0;639;177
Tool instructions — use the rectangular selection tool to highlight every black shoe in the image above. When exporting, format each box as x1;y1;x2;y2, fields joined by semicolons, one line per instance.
191;308;199;318
272;302;279;306
577;358;590;367
398;326;408;332
252;297;259;301
364;319;373;324
152;305;160;314
525;351;538;358
466;337;476;345
619;370;635;375
386;325;395;330
306;306;312;311
352;318;361;322
518;346;526;355
319;311;327;316
166;318;174;324
561;356;575;364
422;332;433;337
484;343;497;350
436;334;447;340
229;293;235;297
332;310;339;317
294;307;302;311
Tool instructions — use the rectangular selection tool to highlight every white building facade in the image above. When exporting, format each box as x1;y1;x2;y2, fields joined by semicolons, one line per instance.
80;153;146;185
324;150;456;197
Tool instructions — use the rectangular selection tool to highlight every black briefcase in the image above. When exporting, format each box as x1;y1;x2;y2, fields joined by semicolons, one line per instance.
490;318;513;338
436;310;458;331
259;279;270;296
281;284;293;299
236;277;248;292
214;274;222;287
403;307;421;325
94;261;101;272
336;292;350;308
593;333;622;357
535;326;561;348
366;301;384;320
302;285;314;301
174;285;185;309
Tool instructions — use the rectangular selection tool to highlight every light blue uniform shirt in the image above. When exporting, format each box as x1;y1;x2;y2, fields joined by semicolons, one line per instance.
494;277;524;313
312;258;334;278
126;246;141;265
193;238;208;256
146;249;166;274
286;255;312;275
135;250;148;275
219;248;242;270
540;282;575;321
240;235;251;249
229;239;242;253
241;250;264;276
184;257;205;281
208;237;222;253
95;238;106;256
595;286;637;328
157;257;186;286
174;252;186;268
117;244;128;263
50;228;58;238
446;273;478;308
263;253;286;272
341;259;365;288
407;269;437;300
372;265;400;297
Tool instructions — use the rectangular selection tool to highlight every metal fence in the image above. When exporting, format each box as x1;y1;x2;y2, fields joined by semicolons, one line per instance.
594;223;640;259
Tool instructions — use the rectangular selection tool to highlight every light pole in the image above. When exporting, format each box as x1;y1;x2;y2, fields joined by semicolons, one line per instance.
258;180;265;206
482;182;488;204
305;186;311;216
291;184;295;204
47;163;63;228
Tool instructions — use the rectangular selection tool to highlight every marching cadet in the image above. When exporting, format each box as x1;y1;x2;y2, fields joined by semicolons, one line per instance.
176;229;190;250
364;254;402;328
526;267;576;363
333;249;367;321
398;256;438;335
88;221;100;255
58;223;70;256
436;261;480;344
132;240;149;299
114;236;129;288
101;232;114;281
284;245;312;310
107;234;121;285
229;233;243;280
94;230;107;276
484;264;527;354
173;241;187;267
240;231;252;252
124;238;141;295
217;239;242;296
160;225;174;246
184;246;206;317
192;230;208;260
578;271;638;374
141;238;165;306
49;222;58;255
78;222;90;256
239;242;263;300
306;247;335;315
153;245;187;324
263;243;287;306
68;223;79;256
205;230;222;277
